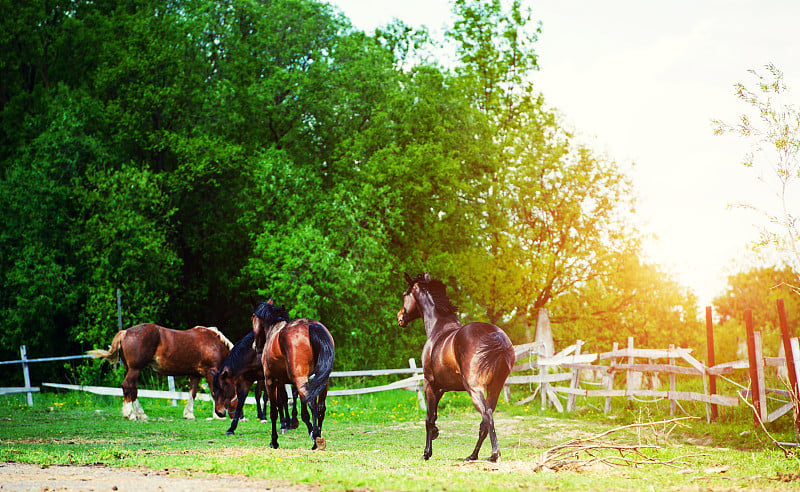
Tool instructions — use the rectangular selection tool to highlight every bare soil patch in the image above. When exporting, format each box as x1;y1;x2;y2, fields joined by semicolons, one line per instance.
0;462;316;492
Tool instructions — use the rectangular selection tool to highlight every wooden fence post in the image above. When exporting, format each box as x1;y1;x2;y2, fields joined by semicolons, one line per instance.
668;344;676;415
167;376;177;406
409;358;425;411
705;306;718;422
744;309;760;426
567;340;584;412
777;299;799;401
20;345;33;407
626;337;634;400
604;342;618;413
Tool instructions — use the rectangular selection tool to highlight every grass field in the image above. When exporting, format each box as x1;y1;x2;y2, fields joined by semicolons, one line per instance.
1;388;799;491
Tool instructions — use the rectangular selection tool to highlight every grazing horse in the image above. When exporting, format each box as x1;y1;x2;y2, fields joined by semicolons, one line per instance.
88;323;233;421
397;273;515;462
211;331;300;435
252;299;335;450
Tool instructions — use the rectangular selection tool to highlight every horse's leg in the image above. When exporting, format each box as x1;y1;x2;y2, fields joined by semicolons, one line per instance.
298;393;312;434
422;383;444;460
312;385;328;451
303;392;324;451
277;383;289;434
464;387;496;462
183;376;199;420
483;379;505;462
267;382;281;449
255;381;267;422
289;385;299;429
226;384;248;436
121;368;147;421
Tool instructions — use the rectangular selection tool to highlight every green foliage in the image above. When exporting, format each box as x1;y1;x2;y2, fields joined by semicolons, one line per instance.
1;0;663;375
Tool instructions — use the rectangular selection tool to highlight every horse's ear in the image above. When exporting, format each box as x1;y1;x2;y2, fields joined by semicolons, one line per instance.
267;298;274;306
404;273;413;285
249;295;257;309
423;272;431;281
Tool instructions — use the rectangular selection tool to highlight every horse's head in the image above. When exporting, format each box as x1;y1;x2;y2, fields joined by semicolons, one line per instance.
210;368;237;418
252;299;291;350
398;273;426;327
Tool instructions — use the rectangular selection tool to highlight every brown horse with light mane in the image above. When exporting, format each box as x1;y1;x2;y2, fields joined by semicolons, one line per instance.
398;273;514;462
88;323;233;421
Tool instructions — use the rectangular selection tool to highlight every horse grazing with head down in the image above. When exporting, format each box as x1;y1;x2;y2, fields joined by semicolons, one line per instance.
398;273;515;462
211;331;300;435
252;299;335;450
88;323;233;421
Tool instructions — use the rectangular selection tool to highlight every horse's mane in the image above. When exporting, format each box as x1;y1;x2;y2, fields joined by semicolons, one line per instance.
407;273;459;316
253;300;291;324
202;326;233;349
225;332;256;371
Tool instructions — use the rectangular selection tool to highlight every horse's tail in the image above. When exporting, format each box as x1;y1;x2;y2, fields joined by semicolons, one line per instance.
86;330;127;364
476;330;514;381
305;323;335;403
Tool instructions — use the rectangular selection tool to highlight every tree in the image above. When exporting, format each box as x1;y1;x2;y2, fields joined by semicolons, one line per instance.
713;64;800;279
552;256;702;351
444;0;642;345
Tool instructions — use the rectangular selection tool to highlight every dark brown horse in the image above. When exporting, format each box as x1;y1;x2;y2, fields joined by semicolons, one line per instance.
252;299;335;450
398;273;514;462
88;323;233;421
210;331;299;435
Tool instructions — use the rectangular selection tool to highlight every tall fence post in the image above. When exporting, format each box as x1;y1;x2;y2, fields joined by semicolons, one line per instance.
20;345;33;406
167;376;177;406
409;358;425;411
777;299;799;402
604;342;618;413
744;309;764;427
117;288;123;332
705;306;718;422
668;344;676;415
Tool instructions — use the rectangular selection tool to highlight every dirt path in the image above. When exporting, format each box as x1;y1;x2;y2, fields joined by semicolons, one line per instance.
0;462;317;492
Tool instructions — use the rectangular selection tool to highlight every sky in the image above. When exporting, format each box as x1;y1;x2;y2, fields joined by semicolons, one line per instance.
326;0;800;307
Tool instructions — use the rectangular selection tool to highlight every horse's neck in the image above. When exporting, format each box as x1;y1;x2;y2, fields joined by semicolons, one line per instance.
416;291;459;339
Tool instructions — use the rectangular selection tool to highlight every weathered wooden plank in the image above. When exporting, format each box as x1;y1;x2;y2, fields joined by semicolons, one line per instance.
0;387;40;396
552;386;739;406
505;373;573;385
766;402;794;423
599;347;692;360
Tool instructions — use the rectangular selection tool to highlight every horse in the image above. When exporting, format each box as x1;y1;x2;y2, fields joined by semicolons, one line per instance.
211;331;300;435
88;323;233;421
397;273;515;462
251;299;335;450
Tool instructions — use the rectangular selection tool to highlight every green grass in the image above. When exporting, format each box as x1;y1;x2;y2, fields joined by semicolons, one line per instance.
1;388;799;491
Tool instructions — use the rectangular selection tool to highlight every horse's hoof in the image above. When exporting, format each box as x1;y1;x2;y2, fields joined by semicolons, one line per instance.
488;454;499;463
260;419;269;424
279;428;287;435
270;442;279;449
464;455;478;462
314;437;326;451
225;431;235;436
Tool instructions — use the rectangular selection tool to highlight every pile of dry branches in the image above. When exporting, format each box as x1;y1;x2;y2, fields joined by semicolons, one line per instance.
533;417;702;472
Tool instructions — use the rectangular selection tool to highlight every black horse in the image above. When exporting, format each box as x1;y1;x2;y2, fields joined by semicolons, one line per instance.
211;331;299;435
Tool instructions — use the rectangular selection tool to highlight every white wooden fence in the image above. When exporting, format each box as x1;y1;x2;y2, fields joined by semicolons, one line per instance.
4;332;799;425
